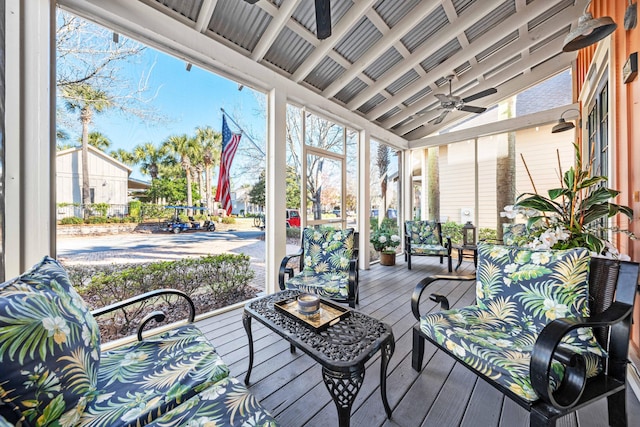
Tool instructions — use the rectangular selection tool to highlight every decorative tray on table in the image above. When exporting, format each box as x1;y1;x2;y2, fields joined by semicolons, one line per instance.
274;296;350;332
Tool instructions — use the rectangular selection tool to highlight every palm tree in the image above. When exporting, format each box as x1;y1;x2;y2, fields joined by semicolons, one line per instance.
163;134;197;214
81;131;111;151
133;142;167;181
110;148;136;166
195;126;221;212
61;83;113;215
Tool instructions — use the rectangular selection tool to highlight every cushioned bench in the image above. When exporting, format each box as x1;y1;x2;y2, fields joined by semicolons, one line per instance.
411;244;640;427
0;256;277;427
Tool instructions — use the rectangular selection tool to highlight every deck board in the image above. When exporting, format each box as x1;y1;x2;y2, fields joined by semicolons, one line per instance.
197;255;640;426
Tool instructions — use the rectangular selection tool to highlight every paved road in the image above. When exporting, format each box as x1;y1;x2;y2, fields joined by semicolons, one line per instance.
57;230;268;265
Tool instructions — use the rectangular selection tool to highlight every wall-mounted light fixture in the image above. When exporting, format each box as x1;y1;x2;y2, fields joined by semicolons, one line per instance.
563;0;617;52
551;108;580;133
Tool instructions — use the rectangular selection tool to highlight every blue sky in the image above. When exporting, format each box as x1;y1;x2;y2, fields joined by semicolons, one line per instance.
82;47;267;181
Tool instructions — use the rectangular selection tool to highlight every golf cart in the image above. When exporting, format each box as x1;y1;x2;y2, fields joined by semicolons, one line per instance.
165;206;216;233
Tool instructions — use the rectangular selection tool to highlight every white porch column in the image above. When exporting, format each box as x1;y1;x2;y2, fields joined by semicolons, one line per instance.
358;129;370;269
420;148;428;220
402;149;413;222
4;0;56;278
265;87;287;294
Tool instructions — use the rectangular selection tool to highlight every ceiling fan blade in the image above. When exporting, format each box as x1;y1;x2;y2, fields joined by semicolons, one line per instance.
434;93;450;102
315;0;332;39
429;110;450;125
461;87;497;103
458;105;487;114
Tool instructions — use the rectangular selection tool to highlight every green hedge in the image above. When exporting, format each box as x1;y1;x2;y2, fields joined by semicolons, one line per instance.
67;254;255;339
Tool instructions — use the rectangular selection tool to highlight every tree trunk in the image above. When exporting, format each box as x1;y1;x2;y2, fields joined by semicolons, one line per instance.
205;165;213;213
427;147;440;222
496;132;516;241
81;108;92;219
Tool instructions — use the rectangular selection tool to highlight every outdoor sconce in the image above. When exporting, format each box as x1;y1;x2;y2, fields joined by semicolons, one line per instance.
551;108;580;133
462;221;476;246
563;0;617;52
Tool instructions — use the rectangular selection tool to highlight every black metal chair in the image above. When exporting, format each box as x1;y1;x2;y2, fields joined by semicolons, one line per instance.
278;227;359;308
404;220;452;272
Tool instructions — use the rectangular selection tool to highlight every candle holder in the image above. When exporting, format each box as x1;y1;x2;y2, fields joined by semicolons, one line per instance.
297;294;320;315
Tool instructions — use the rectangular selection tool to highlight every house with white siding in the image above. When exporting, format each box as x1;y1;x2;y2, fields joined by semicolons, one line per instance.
56;146;131;218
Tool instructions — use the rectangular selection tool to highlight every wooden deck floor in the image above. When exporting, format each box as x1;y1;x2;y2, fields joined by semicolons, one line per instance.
195;256;640;427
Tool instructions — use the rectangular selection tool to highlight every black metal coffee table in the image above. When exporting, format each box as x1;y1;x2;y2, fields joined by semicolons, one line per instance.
243;290;395;427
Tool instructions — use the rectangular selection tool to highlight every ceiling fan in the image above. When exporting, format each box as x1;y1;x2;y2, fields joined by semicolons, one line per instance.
428;75;497;125
244;0;332;39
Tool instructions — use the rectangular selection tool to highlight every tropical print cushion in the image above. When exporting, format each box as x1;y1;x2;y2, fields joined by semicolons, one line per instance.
145;377;278;427
0;256;101;426
285;271;348;300
79;324;230;427
406;220;442;246
502;223;528;246
420;306;604;401
409;244;448;256
302;228;354;274
420;244;605;402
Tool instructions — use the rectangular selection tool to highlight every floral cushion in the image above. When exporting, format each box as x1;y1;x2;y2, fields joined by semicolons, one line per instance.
145;377;278;427
406;220;442;247
302;228;355;274
420;306;604;401
409;244;448;256
79;324;230;427
420;244;605;402
285;271;349;300
502;223;528;246
0;256;101;426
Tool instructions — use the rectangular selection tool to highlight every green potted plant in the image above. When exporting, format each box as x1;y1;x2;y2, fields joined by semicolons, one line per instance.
505;144;634;257
370;228;401;265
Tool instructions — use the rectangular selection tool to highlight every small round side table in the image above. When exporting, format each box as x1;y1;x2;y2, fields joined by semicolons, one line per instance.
452;243;477;271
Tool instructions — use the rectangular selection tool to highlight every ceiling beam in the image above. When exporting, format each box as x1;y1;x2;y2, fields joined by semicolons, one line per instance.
194;0;218;33
389;33;567;133
408;103;579;149
291;0;377;82
405;59;571;141
321;0;453;98
251;0;302;61
348;0;572;112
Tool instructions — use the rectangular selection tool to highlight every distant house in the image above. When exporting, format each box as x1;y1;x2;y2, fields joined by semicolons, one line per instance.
56;145;132;218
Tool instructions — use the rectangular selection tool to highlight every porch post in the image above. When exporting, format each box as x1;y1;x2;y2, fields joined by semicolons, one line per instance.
420;148;428;220
265;87;287;294
358;129;370;269
3;0;56;279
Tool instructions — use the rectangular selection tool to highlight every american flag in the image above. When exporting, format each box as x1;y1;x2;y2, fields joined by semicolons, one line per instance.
215;116;242;215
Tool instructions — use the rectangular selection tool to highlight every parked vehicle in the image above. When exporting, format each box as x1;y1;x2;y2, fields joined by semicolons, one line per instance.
164;206;215;233
286;209;300;227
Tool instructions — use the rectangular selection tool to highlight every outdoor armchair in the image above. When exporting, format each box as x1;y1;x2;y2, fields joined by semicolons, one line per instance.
404;220;452;272
278;227;359;308
411;244;640;427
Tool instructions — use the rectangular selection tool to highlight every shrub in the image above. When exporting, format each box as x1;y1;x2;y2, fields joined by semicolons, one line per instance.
221;216;236;224
90;202;109;217
286;226;301;240
85;216;108;224
68;254;256;340
129;201;141;219
59;216;83;225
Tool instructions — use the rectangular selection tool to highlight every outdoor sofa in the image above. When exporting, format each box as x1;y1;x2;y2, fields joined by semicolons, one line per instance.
0;256;277;427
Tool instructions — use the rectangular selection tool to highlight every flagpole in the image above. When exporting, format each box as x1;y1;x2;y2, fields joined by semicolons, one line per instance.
220;108;265;156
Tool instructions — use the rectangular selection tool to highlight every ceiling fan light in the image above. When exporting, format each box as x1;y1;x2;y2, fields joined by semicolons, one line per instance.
562;11;617;52
551;118;576;133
